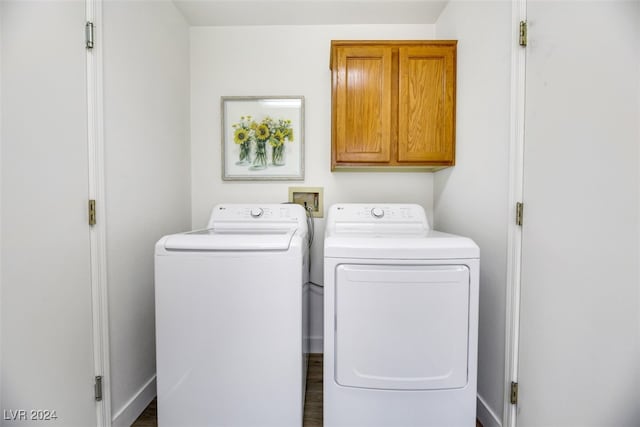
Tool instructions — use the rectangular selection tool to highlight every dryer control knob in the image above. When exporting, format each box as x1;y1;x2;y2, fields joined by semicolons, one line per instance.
371;207;384;218
250;208;264;218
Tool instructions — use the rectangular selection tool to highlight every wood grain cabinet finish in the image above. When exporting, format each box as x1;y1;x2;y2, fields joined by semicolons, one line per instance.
330;40;457;170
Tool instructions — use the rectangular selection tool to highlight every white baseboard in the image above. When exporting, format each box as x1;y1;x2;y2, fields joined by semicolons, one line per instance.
477;394;502;427
111;374;156;427
307;336;323;354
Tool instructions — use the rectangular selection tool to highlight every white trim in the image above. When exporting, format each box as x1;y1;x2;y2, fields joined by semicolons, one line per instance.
478;394;502;427
503;1;526;427
111;375;157;427
307;336;323;354
86;0;111;426
0;1;4;415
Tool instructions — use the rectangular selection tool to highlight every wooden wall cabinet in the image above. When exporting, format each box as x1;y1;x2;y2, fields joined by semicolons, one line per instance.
330;40;457;171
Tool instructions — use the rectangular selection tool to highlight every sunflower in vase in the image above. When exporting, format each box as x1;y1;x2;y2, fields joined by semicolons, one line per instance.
251;118;271;170
267;118;294;166
231;116;254;165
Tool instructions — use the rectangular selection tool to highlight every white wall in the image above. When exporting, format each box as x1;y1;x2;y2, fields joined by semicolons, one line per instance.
434;2;512;426
102;1;191;425
190;24;436;350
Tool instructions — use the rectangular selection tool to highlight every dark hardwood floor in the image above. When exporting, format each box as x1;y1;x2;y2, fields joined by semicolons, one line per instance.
303;353;323;427
131;397;156;427
132;354;481;427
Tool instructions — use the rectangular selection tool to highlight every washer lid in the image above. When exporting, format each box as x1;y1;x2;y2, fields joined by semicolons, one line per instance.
163;228;296;251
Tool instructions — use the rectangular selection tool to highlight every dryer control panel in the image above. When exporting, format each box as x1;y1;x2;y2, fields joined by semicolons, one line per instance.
329;204;426;221
326;204;429;235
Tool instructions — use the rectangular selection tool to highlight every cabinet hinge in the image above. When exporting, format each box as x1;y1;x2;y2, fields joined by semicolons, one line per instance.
519;21;528;47
94;375;103;401
510;381;519;404
516;202;524;226
85;21;94;49
88;199;96;226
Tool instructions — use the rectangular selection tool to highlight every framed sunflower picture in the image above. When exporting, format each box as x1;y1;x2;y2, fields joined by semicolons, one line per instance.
221;96;305;181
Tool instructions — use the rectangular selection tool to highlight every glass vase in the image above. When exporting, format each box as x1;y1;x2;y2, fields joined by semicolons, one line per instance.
271;144;286;166
250;141;267;170
236;141;251;165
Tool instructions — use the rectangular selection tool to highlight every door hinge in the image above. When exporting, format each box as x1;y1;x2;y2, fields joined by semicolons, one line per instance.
85;21;94;49
88;199;96;226
510;381;519;404
519;21;528;47
516;202;524;226
94;375;103;401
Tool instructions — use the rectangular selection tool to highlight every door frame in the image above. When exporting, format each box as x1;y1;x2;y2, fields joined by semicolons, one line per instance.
86;0;111;425
0;2;4;414
503;0;527;426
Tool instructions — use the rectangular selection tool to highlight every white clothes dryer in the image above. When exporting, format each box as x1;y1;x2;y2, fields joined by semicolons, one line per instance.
324;204;479;427
155;204;309;427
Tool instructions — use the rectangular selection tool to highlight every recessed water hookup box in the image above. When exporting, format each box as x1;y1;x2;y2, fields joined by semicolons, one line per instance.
288;187;324;218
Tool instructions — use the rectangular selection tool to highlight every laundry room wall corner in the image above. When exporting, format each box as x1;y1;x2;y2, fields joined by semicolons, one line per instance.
102;1;191;425
434;2;513;426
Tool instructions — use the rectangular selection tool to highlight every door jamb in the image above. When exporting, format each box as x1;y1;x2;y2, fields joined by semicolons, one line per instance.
86;0;111;425
503;0;527;426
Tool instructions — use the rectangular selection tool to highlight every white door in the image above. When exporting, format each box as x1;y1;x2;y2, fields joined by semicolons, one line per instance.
1;1;98;425
517;2;640;426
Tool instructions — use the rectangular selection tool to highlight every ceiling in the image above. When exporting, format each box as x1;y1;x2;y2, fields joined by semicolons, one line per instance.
172;0;449;26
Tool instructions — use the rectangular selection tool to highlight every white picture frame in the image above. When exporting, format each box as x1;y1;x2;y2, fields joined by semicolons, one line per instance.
221;96;305;181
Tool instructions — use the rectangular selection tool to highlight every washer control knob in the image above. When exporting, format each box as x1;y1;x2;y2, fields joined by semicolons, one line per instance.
250;208;264;218
371;207;384;218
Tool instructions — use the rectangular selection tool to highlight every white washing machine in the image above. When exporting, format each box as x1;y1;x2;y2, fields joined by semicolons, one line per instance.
155;204;309;427
323;203;479;427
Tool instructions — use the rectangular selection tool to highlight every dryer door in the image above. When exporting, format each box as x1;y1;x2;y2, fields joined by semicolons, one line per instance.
335;264;469;390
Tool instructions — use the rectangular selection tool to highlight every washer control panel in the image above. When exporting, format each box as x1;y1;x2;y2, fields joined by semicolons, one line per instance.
207;204;307;229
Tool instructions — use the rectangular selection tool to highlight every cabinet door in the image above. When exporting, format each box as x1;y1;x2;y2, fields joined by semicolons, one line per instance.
398;45;456;164
332;45;392;165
